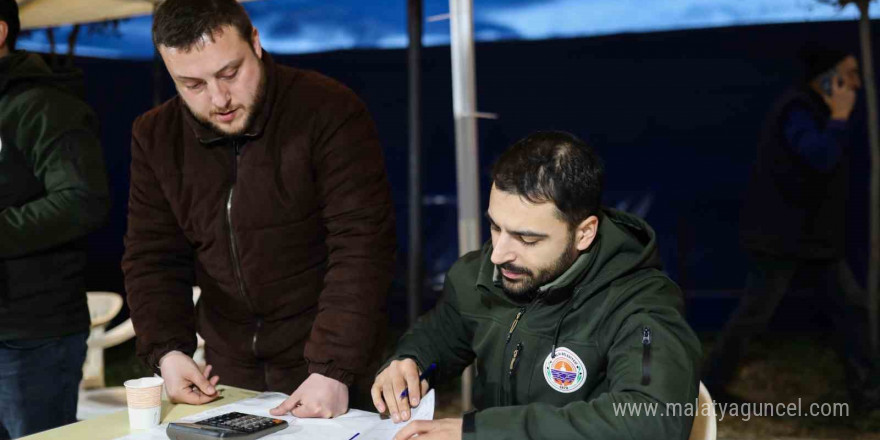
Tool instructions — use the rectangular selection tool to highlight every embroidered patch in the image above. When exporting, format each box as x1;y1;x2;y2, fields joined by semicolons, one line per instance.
543;347;587;393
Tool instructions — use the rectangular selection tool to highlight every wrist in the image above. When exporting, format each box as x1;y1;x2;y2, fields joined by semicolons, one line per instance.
311;372;349;389
157;350;186;370
307;362;355;386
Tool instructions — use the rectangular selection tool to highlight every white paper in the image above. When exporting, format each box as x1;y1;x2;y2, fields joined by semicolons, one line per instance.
114;390;435;440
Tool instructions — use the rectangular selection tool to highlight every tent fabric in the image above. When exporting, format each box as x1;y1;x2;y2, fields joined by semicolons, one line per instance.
16;0;256;30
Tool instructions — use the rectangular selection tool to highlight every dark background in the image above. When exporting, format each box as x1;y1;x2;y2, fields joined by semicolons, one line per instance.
73;20;877;333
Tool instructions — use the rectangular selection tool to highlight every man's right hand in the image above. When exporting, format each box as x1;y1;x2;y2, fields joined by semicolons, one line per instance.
371;359;429;423
825;74;857;121
159;351;220;404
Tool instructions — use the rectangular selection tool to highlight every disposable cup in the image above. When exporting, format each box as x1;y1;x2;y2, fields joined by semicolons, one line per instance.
124;377;164;430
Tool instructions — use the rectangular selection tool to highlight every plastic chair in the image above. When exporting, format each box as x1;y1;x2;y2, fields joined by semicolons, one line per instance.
688;382;717;440
82;291;133;389
77;291;136;420
77;288;205;420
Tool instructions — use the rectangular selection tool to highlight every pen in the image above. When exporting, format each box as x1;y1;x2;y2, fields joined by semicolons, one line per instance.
348;434;360;440
399;363;436;399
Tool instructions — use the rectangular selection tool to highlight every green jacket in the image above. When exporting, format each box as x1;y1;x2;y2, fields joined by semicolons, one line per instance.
386;209;701;439
0;51;109;340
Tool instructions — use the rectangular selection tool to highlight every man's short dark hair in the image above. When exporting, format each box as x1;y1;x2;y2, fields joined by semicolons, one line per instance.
799;42;851;81
153;0;254;51
492;131;605;227
0;0;20;51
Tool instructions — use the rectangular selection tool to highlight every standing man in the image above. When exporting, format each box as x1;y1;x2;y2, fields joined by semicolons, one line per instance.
369;132;701;440
122;0;395;418
0;0;110;437
706;44;880;408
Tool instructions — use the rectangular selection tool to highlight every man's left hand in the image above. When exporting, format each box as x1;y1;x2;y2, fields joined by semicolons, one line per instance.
393;419;462;440
269;373;349;418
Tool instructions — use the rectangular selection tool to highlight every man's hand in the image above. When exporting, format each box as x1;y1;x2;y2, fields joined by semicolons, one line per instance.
371;359;429;423
269;373;348;418
159;351;220;404
393;419;462;440
825;74;857;121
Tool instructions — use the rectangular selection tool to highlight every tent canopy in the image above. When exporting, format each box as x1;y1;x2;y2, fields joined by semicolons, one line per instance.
16;0;257;30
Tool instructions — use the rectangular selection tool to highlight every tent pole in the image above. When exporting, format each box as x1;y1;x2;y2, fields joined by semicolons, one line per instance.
407;0;424;327
856;0;880;355
449;0;479;412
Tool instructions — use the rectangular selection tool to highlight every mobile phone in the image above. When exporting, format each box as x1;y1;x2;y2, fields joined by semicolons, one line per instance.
820;68;838;96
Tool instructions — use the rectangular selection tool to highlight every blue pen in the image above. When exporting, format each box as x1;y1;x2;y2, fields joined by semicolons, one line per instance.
399;363;437;399
348;433;360;440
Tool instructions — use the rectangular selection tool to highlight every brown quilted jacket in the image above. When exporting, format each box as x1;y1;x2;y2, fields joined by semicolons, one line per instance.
122;53;395;387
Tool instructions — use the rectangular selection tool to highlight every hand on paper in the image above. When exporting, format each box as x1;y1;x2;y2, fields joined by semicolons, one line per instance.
269;373;349;418
159;351;220;404
371;358;430;423
393;418;462;440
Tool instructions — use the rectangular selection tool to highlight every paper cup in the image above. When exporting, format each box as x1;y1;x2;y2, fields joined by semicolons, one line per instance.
124;377;164;430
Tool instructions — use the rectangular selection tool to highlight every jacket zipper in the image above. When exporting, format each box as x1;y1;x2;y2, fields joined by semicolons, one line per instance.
506;342;524;405
253;317;263;356
505;307;526;345
500;305;527;405
641;326;652;386
225;140;259;357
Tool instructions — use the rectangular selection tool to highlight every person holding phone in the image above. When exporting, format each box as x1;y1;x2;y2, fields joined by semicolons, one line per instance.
706;44;880;410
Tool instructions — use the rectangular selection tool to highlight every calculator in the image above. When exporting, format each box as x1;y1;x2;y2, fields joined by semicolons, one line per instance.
167;412;288;440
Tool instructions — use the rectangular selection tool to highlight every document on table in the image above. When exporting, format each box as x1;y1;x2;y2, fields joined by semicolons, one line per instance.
114;389;435;440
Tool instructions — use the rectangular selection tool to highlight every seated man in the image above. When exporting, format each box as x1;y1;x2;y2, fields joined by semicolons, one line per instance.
373;131;701;440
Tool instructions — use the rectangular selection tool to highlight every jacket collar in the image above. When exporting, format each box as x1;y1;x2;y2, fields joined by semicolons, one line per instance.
183;51;279;145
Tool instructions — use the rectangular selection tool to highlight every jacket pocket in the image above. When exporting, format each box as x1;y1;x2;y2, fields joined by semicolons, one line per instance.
1;335;62;350
641;326;652;386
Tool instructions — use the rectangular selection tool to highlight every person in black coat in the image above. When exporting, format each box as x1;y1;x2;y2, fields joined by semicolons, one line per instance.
704;43;880;410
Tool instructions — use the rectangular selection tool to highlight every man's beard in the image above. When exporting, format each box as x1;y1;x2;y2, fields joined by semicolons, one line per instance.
499;232;580;301
188;63;267;138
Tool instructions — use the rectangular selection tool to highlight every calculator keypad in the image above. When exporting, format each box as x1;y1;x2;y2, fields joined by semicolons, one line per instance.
196;412;285;433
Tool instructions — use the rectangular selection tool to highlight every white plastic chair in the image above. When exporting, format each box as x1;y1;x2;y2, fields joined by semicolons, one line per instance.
82;291;133;389
688;382;717;440
77;288;206;420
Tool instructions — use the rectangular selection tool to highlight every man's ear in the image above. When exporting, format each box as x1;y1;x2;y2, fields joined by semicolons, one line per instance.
574;215;599;251
0;21;8;52
251;27;262;59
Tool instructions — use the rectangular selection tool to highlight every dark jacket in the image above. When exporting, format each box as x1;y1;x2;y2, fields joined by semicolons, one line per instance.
122;53;396;388
0;51;109;340
740;85;848;259
385;209;701;440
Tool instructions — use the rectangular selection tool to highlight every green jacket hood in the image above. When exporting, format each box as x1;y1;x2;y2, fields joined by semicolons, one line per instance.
477;207;663;307
0;51;85;98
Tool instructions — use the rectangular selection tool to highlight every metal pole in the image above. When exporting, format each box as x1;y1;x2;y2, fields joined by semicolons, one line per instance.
857;0;880;355
449;0;480;412
407;0;424;326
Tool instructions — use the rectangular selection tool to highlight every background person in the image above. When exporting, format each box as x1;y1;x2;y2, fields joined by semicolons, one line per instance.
705;43;880;410
0;0;110;437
